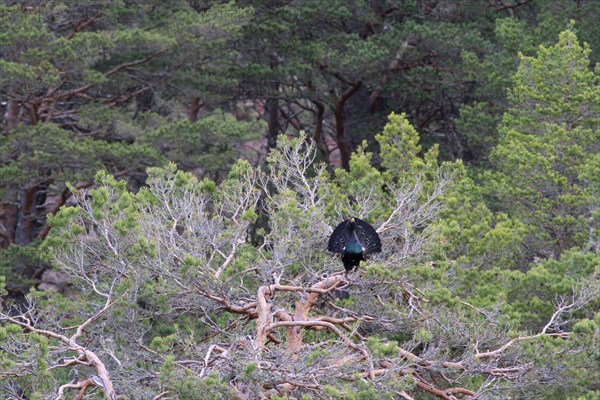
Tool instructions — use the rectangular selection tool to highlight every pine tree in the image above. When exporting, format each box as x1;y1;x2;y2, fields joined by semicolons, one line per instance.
486;26;599;256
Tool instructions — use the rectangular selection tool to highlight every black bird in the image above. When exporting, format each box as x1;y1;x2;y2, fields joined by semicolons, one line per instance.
328;218;382;272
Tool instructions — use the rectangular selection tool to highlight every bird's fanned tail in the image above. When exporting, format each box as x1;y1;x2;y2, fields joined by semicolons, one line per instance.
353;218;382;254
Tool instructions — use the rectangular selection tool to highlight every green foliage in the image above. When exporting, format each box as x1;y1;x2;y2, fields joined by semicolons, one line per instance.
0;242;44;294
456;101;501;161
327;147;386;222
376;112;425;176
141;110;263;180
0;320;57;396
149;334;176;353
366;337;400;357
486;28;599;254
438;166;530;271
573;319;598;335
243;362;257;378
431;27;600;397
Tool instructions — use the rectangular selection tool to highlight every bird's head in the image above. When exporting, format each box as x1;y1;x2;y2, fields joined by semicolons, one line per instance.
347;218;356;231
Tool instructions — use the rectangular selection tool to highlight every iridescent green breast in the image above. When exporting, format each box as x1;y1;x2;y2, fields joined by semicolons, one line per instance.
345;241;363;254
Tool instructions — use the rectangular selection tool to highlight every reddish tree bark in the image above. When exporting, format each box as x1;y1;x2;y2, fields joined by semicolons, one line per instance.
266;82;280;151
4;98;19;131
312;100;325;152
334;81;362;171
188;96;203;122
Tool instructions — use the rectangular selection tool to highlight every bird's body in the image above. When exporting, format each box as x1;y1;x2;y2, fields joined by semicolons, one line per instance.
328;218;382;271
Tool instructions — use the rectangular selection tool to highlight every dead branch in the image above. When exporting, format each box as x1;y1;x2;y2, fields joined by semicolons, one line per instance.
475;292;588;359
270;319;375;378
286;275;345;354
1;286;117;399
54;377;96;400
256;285;273;348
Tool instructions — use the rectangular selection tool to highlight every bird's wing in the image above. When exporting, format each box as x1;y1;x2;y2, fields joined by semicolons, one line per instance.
328;220;349;253
354;218;382;254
